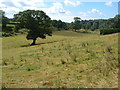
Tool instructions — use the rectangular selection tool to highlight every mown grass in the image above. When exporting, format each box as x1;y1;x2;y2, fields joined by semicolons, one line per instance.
2;30;118;88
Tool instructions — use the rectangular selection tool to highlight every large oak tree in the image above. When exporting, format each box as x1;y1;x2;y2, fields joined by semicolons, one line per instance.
14;10;52;45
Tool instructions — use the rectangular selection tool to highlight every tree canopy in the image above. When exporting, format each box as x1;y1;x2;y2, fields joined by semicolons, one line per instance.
0;10;9;29
14;10;52;45
51;20;68;30
1;9;119;38
73;17;81;31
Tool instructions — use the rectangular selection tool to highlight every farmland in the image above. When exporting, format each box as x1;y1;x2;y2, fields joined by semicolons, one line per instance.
2;30;118;88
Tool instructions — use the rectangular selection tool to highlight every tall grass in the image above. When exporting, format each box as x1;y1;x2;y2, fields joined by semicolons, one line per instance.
2;31;118;88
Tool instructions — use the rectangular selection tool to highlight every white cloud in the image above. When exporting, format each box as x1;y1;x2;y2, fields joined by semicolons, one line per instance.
41;2;71;15
0;0;45;8
1;7;22;18
0;3;6;8
66;11;71;15
78;9;104;20
0;0;107;22
80;12;88;17
0;0;72;22
105;1;112;7
79;12;92;20
0;0;46;18
88;9;102;15
26;0;45;7
64;0;81;7
46;0;118;2
48;2;66;14
13;0;28;7
39;2;72;22
49;14;74;22
23;6;40;10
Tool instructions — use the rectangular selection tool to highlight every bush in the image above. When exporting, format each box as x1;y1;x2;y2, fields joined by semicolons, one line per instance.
100;28;120;35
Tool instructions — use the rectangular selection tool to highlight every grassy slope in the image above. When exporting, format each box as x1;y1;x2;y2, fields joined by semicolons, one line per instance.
2;31;118;88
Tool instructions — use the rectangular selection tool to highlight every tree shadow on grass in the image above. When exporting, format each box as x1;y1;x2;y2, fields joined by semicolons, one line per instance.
21;39;65;47
21;44;32;47
75;31;92;34
75;31;100;35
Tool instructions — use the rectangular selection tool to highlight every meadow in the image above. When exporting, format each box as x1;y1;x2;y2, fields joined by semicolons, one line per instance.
2;30;118;88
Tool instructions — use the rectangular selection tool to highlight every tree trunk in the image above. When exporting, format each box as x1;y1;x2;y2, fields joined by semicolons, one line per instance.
75;29;76;32
31;38;36;45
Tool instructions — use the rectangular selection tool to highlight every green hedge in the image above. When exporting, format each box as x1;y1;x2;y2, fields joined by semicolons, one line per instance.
100;28;120;35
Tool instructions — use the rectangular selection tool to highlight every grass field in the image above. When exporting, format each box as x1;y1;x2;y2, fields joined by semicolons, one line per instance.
0;24;15;27
2;30;118;88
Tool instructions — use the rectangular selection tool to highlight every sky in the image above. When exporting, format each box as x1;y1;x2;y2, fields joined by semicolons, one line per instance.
0;0;119;22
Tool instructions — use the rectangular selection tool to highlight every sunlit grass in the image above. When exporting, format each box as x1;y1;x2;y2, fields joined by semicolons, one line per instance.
2;30;118;88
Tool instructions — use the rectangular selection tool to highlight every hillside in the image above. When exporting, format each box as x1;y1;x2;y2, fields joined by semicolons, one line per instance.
2;31;118;88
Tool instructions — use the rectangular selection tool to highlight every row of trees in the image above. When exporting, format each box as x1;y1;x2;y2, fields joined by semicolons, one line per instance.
51;20;68;30
51;15;120;32
1;10;120;32
71;15;120;31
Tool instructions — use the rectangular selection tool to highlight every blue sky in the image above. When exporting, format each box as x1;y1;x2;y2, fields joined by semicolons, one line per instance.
0;0;119;22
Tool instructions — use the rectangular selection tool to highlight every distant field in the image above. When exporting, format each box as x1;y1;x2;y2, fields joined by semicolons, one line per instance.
2;31;118;88
6;24;15;27
0;24;15;27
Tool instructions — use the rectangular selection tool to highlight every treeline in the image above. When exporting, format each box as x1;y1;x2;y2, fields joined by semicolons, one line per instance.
52;15;120;34
1;9;120;37
0;10;15;37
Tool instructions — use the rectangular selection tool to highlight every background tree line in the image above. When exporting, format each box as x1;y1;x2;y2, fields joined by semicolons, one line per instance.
1;9;120;37
51;15;120;34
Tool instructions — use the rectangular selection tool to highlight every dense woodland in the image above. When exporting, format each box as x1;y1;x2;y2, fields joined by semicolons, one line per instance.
1;9;120;37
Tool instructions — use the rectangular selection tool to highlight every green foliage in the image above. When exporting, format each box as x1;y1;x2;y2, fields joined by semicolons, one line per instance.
71;15;120;32
14;10;52;45
73;17;81;31
51;20;68;30
100;28;120;35
108;15;120;28
2;25;16;37
0;10;9;29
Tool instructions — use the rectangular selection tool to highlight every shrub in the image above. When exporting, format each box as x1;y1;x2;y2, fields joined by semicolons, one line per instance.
2;32;15;37
100;28;120;35
2;25;16;37
2;32;12;37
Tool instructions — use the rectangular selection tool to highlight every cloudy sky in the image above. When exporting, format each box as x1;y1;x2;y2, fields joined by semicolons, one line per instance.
0;0;119;22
